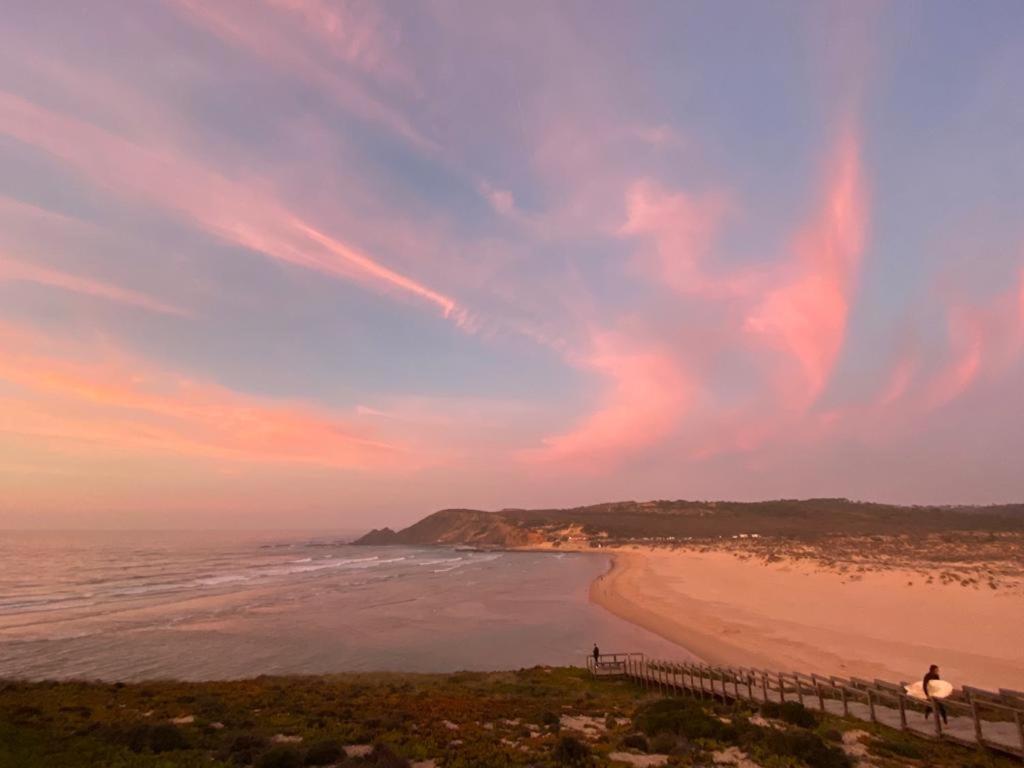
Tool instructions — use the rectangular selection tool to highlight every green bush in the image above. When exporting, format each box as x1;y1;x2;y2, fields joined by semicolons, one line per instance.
256;745;304;768
100;723;188;754
759;729;852;768
225;734;269;765
777;701;817;728
541;710;561;727
634;698;733;741
649;732;679;754
304;739;343;765
871;737;924;759
148;723;189;753
553;734;592;766
620;732;649;752
367;743;409;767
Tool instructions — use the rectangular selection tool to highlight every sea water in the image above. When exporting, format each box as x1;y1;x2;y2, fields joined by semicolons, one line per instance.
0;530;688;680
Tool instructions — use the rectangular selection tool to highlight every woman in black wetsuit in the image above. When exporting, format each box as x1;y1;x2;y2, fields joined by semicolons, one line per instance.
923;664;948;725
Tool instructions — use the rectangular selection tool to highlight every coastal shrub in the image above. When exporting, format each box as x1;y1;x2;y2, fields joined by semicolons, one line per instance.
224;733;269;765
256;745;303;768
553;734;592;766
541;710;560;727
304;739;343;765
620;732;649;751
760;699;820;726
58;705;92;718
777;701;817;728
871;736;924;759
100;722;188;754
148;723;189;753
634;698;732;741
758;729;852;768
102;723;151;753
822;728;843;743
10;706;43;723
365;743;409;767
195;693;229;720
649;732;679;754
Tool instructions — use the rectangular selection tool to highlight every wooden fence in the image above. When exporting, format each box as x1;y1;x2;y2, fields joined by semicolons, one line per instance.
588;654;1024;761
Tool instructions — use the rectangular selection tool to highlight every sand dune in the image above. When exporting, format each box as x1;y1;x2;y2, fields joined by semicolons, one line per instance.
590;548;1024;691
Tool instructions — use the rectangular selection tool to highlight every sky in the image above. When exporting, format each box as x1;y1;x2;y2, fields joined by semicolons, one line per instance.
1;1;1023;529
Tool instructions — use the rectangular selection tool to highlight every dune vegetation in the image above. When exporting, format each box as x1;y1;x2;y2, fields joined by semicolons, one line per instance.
0;667;1017;767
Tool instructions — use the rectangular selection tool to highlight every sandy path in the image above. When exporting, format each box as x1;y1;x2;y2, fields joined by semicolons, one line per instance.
589;548;1024;691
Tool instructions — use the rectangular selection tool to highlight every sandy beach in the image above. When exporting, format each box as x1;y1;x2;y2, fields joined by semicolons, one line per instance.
590;547;1024;691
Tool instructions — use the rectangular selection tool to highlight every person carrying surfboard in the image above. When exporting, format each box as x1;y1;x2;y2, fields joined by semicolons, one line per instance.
923;664;949;725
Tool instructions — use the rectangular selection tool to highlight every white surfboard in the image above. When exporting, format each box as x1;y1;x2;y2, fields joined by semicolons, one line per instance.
905;679;953;701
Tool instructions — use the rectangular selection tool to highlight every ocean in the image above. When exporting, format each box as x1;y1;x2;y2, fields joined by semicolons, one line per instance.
0;531;687;681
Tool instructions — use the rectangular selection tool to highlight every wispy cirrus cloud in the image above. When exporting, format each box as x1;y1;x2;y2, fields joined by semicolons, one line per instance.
0;256;187;316
169;0;433;151
0;90;461;321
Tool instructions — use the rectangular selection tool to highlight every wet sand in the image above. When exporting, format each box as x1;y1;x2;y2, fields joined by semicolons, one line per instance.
589;548;1024;691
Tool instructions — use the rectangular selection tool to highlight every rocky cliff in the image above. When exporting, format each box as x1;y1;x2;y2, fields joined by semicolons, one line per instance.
353;508;543;547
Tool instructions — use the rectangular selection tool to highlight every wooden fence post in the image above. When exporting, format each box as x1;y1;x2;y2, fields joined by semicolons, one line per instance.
811;675;825;711
867;690;877;723
1014;709;1024;755
761;672;769;704
840;686;849;717
932;698;942;738
971;701;983;744
778;673;786;703
898;694;907;730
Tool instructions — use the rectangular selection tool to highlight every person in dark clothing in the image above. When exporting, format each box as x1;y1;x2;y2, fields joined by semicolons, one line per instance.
592;644;600;665
923;664;948;725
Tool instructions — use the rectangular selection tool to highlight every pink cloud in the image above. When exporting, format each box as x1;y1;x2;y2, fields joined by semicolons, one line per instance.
0;322;411;470
925;271;1024;409
877;352;919;407
745;128;866;404
0;91;459;321
0;256;187;316
521;331;693;466
1018;266;1024;334
620;180;741;297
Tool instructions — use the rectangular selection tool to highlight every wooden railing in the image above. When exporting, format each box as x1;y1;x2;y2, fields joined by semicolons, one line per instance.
586;652;644;677
590;656;1024;760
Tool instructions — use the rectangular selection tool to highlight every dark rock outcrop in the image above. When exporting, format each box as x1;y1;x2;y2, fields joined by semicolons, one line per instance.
353;509;542;547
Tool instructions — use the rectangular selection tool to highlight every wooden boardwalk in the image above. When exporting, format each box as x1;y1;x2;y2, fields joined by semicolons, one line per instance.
587;654;1024;761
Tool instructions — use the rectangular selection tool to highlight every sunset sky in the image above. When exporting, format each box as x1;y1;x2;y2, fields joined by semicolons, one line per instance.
2;1;1023;529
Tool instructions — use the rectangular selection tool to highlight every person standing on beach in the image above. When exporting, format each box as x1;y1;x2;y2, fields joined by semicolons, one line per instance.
592;644;600;665
923;664;948;725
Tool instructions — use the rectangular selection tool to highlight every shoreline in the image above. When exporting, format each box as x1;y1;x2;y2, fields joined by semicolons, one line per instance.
586;546;1024;691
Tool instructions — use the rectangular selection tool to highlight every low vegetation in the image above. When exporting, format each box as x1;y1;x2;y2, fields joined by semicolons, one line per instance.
0;668;1017;767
